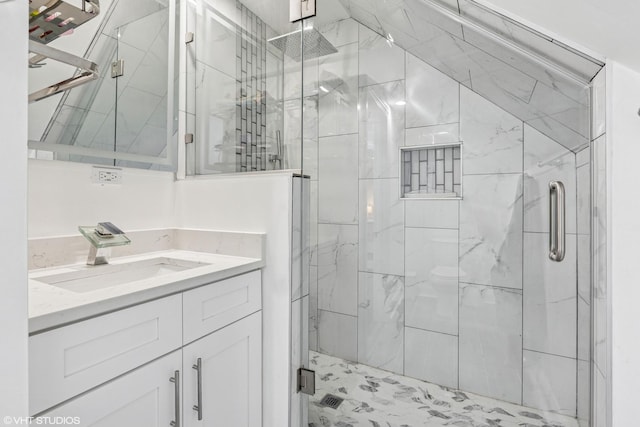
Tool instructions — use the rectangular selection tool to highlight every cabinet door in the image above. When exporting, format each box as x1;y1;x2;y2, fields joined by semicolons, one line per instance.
42;351;181;427
183;312;262;427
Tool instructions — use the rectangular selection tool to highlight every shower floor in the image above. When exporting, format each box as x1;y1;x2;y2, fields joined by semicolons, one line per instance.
308;351;579;427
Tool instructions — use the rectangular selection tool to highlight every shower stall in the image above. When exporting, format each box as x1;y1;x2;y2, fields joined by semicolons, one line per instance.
181;0;607;425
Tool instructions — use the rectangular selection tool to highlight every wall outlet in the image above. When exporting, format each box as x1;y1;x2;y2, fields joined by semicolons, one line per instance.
92;167;123;185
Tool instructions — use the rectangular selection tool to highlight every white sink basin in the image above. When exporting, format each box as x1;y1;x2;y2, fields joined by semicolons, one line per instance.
33;257;210;293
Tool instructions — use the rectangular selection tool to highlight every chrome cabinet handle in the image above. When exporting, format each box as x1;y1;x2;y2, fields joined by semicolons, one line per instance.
170;370;180;427
549;181;566;262
192;358;203;420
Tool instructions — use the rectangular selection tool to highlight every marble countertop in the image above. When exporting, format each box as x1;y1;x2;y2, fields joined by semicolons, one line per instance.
28;249;264;334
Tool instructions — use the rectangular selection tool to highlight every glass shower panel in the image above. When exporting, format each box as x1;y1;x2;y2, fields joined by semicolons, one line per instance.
303;1;594;426
190;0;302;175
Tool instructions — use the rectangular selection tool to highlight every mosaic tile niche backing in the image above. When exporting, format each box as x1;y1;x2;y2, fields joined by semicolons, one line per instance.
235;1;267;172
401;144;462;198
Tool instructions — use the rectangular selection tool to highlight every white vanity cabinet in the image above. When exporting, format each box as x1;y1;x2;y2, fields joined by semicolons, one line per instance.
40;351;181;426
30;270;262;427
182;312;262;427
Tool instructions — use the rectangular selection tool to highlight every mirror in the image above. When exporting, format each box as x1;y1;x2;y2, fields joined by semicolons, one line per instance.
28;0;179;171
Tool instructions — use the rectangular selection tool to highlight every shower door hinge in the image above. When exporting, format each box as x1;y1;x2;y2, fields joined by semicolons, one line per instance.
185;133;194;144
297;368;316;395
290;0;316;22
111;59;124;78
185;32;194;44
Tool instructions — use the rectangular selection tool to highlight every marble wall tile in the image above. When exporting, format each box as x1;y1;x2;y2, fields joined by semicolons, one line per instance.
405;124;459;146
459;174;523;289
317;224;358;316
406;53;459;129
460;87;523;175
358;272;405;374
577;163;590;235
523;232;577;359
403;0;464;40
292;177;303;301
318;309;358;362
405;199;459;229
359;179;405;276
459;283;523;404
358;25;405;87
404;327;458;389
594;364;607;427
523;350;577;417
577;233;591;306
320;18;359;48
318;134;359;224
592;68;606;140
523;125;577;234
405;228;458;335
318;43;359;137
359;81;405;179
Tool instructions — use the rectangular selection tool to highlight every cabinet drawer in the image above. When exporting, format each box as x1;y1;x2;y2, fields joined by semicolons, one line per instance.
30;294;182;415
183;270;261;344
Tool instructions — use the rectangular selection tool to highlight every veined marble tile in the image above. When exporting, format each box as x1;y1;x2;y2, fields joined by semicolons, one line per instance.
283;98;303;170
405;227;458;335
403;0;464;40
318;43;359;137
526;115;590;153
359;179;405;276
524;125;577;234
318;134;359;224
317;310;357;362
459;283;523;404
406;53;459;128
319;18;359;48
405;199;459;229
317;224;358;316
358;25;405;87
577;234;591;304
594;365;607;427
459;174;523;289
528;81;590;140
578;288;590;362
404;327;458;389
523;232;577;359
460;86;523;175
592;68;606;140
359;81;405;179
358;272;404;374
405;123;459;146
523;350;577;417
303;96;319;179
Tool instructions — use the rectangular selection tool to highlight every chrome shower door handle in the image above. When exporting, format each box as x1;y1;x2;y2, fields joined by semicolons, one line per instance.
549;181;566;262
170;370;180;427
192;358;203;420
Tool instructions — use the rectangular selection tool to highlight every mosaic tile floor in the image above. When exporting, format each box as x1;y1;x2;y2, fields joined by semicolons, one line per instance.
308;351;579;427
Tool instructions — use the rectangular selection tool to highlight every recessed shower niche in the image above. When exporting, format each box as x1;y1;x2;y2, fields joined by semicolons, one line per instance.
400;143;463;199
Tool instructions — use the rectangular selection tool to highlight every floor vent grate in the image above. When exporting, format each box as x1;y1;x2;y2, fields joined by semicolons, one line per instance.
319;393;344;409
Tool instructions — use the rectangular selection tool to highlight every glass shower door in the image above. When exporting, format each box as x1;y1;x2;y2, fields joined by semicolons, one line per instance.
301;1;595;426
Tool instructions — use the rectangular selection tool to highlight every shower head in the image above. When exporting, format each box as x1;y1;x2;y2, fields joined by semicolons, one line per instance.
268;27;338;61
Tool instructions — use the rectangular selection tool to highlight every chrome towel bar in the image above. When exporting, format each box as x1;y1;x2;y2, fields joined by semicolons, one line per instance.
549;181;566;262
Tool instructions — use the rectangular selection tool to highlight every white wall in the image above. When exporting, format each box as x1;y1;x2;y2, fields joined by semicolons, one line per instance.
0;0;29;417
28;160;175;237
174;173;294;427
608;62;640;427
